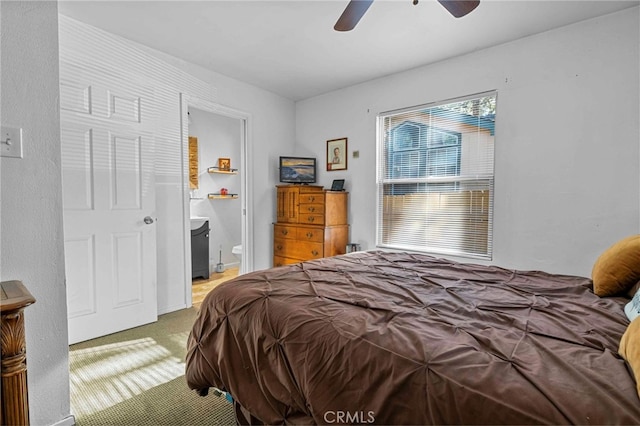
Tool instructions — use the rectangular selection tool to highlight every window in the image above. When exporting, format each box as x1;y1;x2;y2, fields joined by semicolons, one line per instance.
376;92;496;259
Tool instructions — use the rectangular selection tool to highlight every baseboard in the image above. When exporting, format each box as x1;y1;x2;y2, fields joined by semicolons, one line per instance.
51;414;76;426
158;303;189;315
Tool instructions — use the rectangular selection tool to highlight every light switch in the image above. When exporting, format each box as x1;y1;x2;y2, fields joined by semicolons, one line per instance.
0;126;23;158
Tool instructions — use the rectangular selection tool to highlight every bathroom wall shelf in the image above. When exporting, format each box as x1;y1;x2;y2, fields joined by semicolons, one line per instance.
208;167;238;175
208;193;239;200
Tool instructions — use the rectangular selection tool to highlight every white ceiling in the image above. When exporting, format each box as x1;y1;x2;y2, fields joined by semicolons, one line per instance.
59;0;639;101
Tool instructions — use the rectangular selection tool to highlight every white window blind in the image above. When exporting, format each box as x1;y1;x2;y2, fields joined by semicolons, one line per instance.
376;92;496;259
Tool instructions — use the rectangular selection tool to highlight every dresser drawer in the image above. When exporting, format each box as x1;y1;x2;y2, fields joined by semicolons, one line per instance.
274;224;296;240
273;255;299;267
274;238;324;261
299;203;324;215
299;186;324;194
296;227;324;243
290;240;324;260
299;214;325;225
299;192;323;204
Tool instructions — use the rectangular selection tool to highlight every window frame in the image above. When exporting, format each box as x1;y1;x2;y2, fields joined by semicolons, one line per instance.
375;91;497;260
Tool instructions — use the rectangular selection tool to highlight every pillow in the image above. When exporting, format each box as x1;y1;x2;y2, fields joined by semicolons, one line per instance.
592;235;640;297
625;291;640;322
619;317;640;397
628;280;640;298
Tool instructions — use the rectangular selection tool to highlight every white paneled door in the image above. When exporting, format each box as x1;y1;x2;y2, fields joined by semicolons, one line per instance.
60;66;157;344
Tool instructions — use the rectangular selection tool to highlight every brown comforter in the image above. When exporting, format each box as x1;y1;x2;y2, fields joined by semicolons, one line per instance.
186;251;640;424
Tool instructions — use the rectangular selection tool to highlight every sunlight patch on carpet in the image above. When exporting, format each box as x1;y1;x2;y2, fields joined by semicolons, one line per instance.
69;337;185;417
168;330;191;348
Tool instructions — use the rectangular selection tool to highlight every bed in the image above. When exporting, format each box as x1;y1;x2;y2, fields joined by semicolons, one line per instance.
186;248;640;424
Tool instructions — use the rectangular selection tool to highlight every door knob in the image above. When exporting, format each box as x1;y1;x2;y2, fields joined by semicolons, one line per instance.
143;216;154;224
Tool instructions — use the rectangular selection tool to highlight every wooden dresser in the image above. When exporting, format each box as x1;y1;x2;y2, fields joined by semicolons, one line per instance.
1;280;36;426
273;185;349;266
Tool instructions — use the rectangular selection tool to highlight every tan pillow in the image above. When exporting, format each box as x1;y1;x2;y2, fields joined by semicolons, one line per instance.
619;317;640;397
592;235;640;297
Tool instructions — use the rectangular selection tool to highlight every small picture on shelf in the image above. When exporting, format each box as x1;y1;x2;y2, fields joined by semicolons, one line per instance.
218;158;231;171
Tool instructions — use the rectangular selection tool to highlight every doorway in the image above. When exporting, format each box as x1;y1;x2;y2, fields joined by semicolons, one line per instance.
179;94;253;307
188;107;240;304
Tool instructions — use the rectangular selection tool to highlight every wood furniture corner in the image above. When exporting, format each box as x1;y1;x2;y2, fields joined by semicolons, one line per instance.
1;280;36;426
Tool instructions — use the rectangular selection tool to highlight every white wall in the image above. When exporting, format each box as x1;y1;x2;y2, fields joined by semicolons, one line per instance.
296;8;640;277
0;2;73;425
188;108;242;269
2;6;636;425
58;15;296;315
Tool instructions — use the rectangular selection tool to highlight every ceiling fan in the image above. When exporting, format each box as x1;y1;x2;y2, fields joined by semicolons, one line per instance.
334;0;480;32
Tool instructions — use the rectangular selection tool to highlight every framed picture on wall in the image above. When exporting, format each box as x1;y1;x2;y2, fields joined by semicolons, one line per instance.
218;157;231;171
327;138;347;171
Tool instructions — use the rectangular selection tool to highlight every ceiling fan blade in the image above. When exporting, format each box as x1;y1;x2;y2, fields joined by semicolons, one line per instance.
437;0;480;18
334;0;374;32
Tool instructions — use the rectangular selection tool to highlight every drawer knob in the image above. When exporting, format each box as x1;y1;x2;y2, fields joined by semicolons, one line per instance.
308;207;315;212
276;245;283;250
306;232;313;238
308;217;315;222
311;250;319;256
281;230;288;235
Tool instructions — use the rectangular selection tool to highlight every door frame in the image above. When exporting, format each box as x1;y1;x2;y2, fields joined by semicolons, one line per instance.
179;94;253;306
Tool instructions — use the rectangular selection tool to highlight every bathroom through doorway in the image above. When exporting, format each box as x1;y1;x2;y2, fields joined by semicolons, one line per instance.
180;94;253;308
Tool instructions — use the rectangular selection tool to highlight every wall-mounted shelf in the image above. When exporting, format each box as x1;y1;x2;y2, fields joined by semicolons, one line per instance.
208;167;238;175
208;193;239;200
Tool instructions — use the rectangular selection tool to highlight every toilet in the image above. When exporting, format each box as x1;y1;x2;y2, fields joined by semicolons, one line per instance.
232;244;242;273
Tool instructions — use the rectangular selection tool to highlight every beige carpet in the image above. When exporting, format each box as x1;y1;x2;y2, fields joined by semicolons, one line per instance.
69;308;236;425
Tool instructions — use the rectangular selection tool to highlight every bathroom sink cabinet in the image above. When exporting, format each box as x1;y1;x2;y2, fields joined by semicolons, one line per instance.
191;221;210;279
